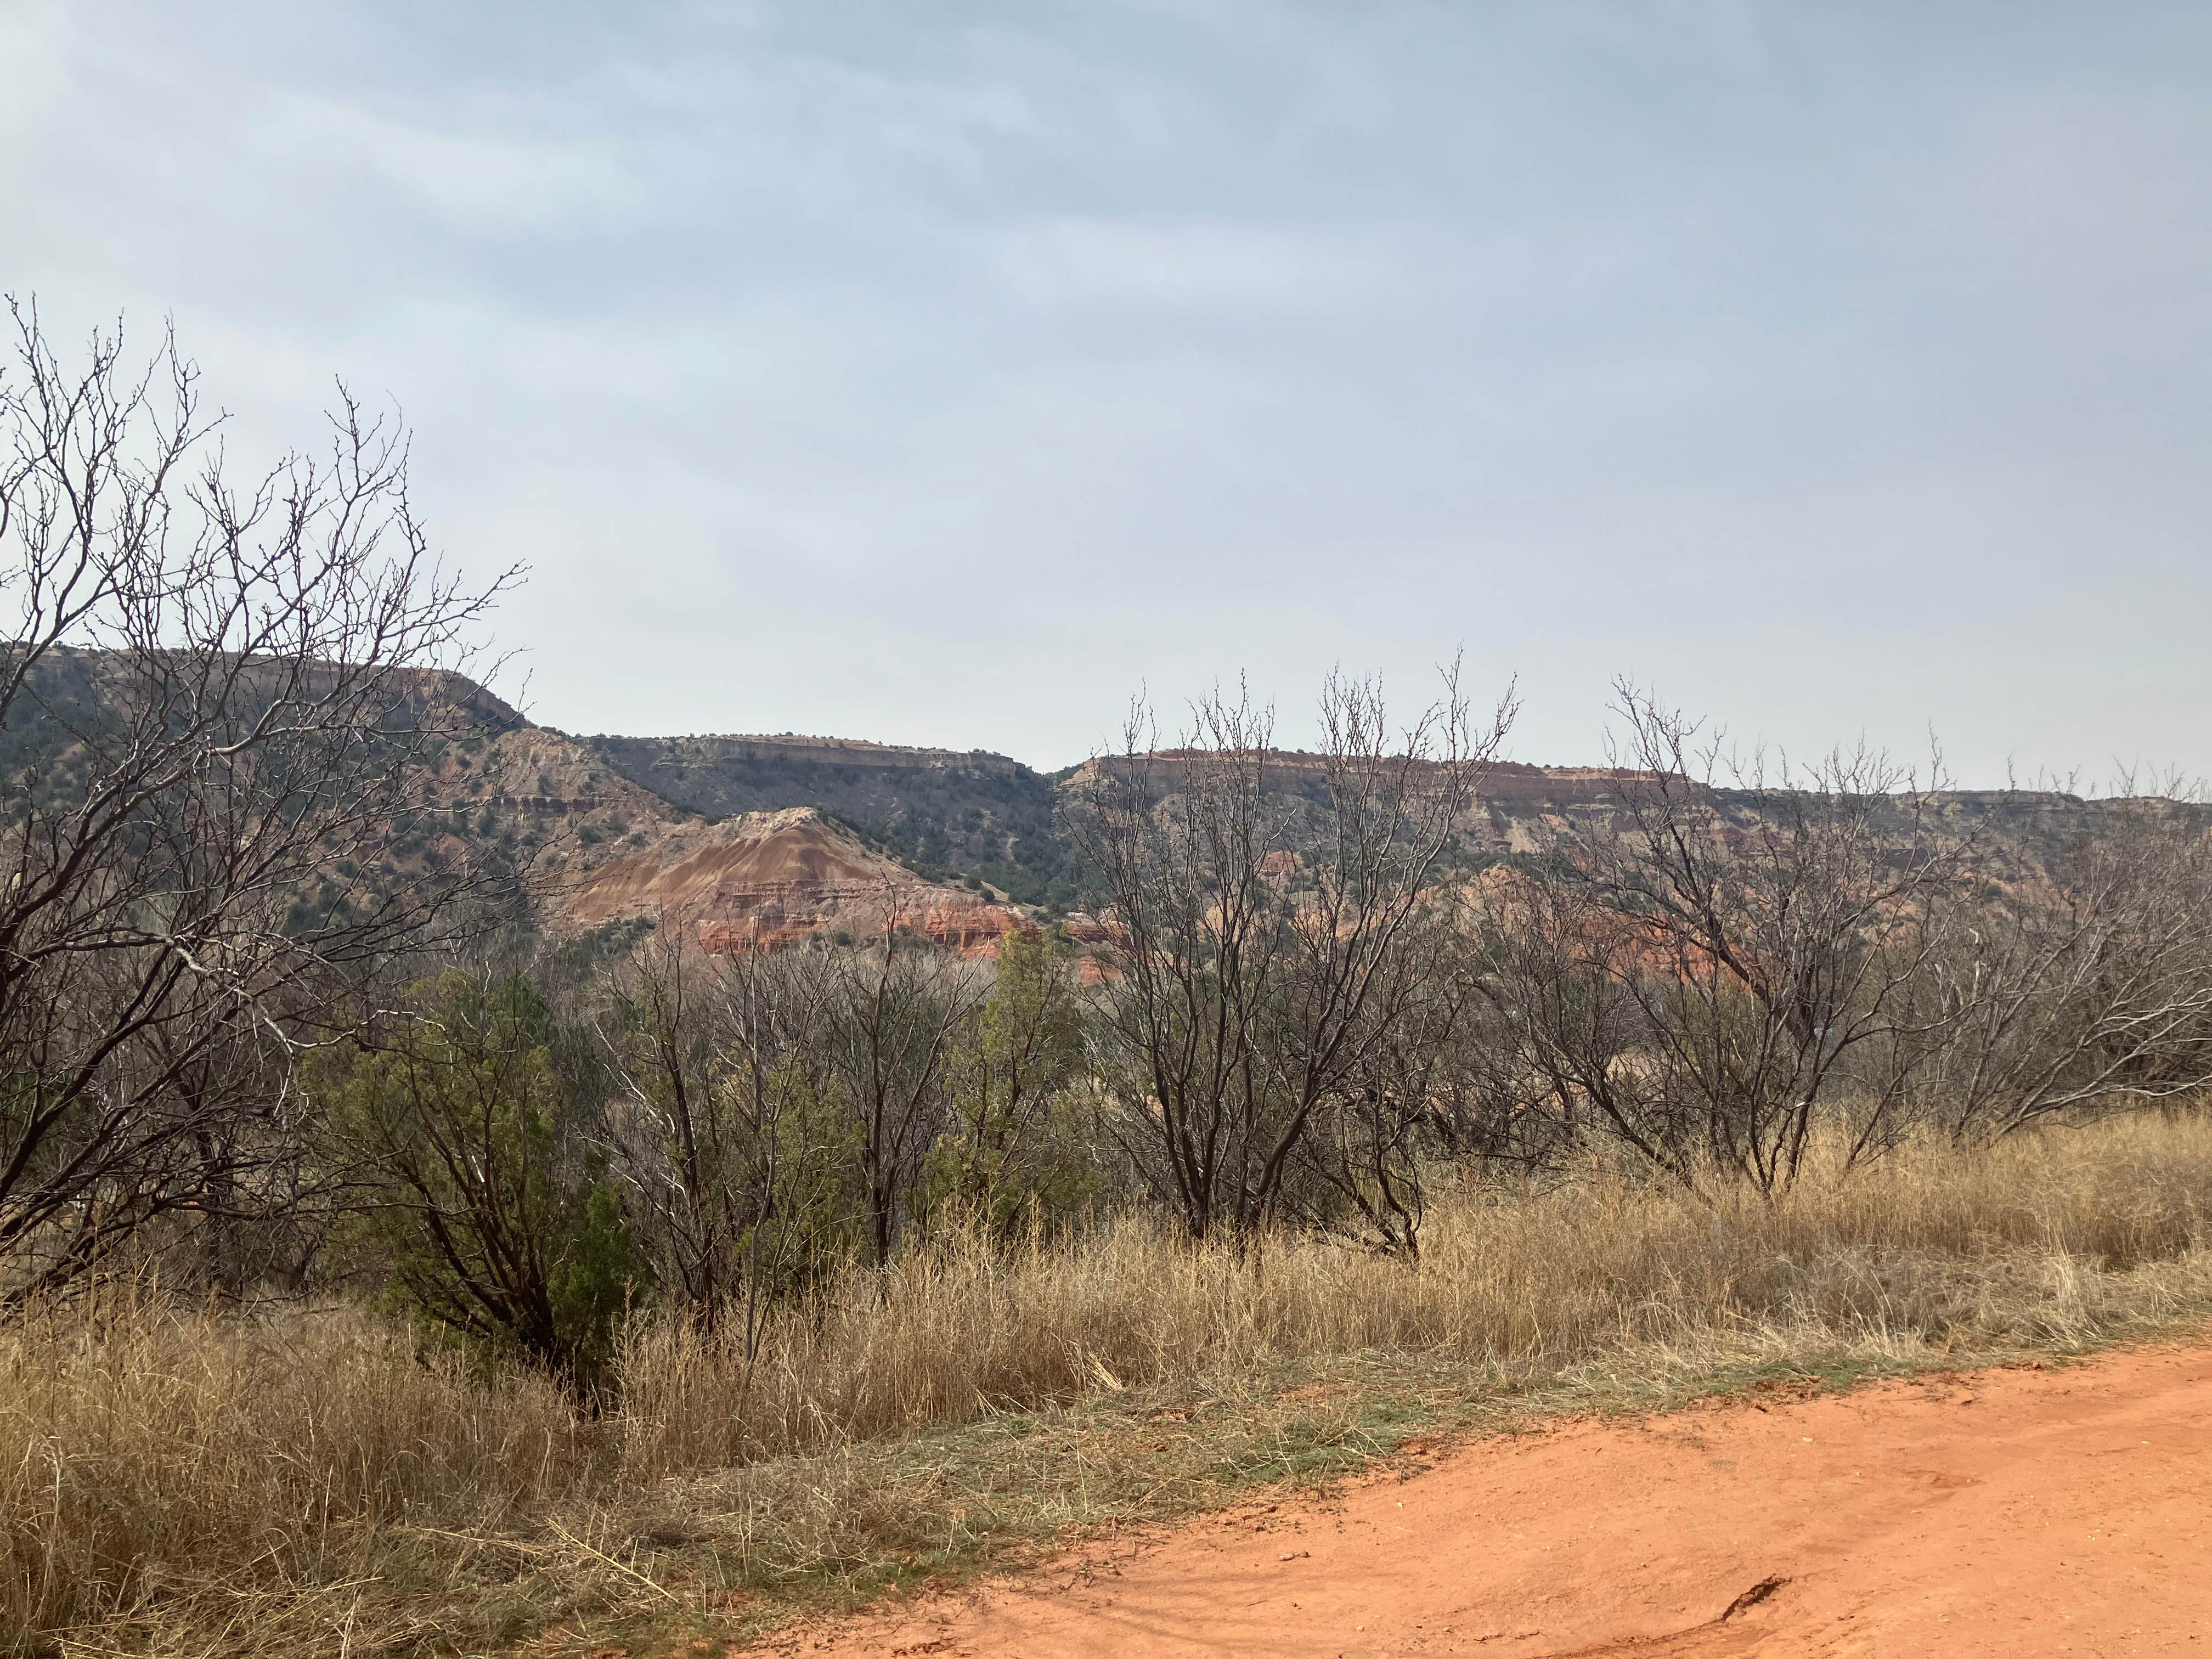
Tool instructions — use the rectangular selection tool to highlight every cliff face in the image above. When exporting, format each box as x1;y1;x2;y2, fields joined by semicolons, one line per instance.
578;732;1071;905
1063;750;2202;880
590;733;1028;778
554;805;1031;956
1066;752;1686;857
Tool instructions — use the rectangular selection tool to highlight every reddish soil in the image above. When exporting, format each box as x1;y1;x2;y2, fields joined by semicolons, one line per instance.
560;808;1028;955
777;1342;2212;1657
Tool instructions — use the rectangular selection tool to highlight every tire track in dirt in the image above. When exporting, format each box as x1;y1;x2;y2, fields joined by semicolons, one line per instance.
768;1341;2212;1657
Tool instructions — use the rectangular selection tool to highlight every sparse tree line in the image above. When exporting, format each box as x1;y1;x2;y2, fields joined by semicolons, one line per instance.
8;307;2212;1393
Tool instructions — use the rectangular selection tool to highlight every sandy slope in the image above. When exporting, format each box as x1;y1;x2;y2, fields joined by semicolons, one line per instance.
775;1342;2212;1657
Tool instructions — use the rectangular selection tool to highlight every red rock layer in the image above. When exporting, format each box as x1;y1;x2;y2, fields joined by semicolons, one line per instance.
556;806;1032;958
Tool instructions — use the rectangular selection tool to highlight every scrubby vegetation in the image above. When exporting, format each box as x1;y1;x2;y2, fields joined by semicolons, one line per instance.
7;1116;2212;1654
8;304;2212;1655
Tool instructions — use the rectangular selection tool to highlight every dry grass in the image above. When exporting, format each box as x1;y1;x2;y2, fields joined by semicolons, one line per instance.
0;1292;601;1653
8;1113;2212;1655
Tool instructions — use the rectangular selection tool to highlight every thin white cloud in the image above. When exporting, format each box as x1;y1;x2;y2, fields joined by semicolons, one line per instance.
265;93;651;239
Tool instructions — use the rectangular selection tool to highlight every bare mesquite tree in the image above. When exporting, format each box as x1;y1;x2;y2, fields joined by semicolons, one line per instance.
821;900;984;1268
1470;860;1661;1167
1070;665;1515;1243
594;923;731;1316
1281;943;1477;1257
0;300;516;1299
1905;797;2212;1139
1489;685;1980;1192
1072;685;1284;1243
595;924;854;1358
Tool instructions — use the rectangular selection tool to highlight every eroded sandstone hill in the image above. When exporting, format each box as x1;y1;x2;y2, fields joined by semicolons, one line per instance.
555;805;1030;956
577;732;1071;905
0;651;1034;961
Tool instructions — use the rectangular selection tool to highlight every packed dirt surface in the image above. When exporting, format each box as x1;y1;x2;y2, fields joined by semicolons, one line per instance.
775;1343;2211;1657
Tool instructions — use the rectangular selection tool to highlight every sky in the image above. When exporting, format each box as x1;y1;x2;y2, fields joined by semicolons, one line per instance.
4;2;2207;782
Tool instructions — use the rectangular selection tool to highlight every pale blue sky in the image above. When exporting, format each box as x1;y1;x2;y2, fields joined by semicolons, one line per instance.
5;2;2207;780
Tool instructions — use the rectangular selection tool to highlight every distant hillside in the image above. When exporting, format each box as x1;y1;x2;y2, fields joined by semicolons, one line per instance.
538;716;2212;923
1062;750;2176;890
0;652;1039;956
574;732;1077;906
558;803;1031;956
14;650;2198;957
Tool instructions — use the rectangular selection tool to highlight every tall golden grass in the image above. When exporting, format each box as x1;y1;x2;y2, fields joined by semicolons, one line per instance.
7;1114;2211;1654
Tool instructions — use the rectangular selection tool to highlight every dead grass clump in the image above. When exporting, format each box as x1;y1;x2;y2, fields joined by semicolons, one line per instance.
614;1114;2212;1478
0;1288;596;1649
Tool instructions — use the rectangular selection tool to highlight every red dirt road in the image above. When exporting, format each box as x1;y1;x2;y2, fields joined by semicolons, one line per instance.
783;1344;2212;1657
